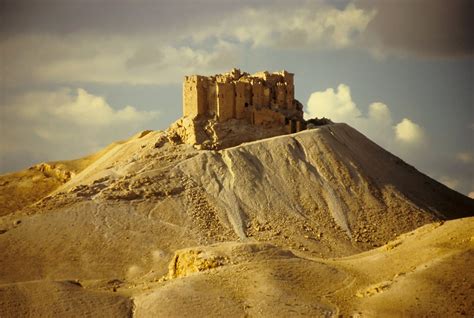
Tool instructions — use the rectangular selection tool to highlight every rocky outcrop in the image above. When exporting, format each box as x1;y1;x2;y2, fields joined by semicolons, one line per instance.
32;163;75;183
165;116;293;150
166;242;295;279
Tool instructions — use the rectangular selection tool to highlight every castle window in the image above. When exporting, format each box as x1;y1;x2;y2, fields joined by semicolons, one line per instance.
245;102;249;108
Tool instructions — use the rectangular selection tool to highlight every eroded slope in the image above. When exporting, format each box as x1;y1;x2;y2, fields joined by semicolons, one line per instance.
131;217;474;317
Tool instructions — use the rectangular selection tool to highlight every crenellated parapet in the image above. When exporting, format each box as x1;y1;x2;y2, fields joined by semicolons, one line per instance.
183;68;305;133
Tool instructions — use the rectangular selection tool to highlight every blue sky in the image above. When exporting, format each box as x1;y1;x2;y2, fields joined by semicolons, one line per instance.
0;0;472;196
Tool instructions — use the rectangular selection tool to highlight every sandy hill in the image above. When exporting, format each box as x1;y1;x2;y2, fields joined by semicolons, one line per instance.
0;121;472;317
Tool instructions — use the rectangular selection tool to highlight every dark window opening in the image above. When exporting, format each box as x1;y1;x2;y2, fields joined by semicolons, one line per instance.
245;102;249;108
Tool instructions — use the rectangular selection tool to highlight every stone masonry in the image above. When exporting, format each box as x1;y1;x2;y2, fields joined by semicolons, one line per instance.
183;68;305;133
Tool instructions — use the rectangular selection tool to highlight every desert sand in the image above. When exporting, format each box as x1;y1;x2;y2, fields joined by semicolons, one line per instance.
0;122;473;317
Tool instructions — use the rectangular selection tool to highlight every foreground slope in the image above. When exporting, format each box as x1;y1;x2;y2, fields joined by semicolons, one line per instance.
1;217;471;317
132;217;474;317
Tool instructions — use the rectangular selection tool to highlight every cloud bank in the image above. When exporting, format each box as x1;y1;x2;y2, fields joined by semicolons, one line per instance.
193;3;376;50
2;0;470;89
1;35;239;86
0;2;379;87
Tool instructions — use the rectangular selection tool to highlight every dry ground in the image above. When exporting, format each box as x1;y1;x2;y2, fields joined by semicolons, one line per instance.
1;122;472;317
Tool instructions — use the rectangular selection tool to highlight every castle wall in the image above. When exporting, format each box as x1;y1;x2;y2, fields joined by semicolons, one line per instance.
235;82;248;119
253;108;285;126
265;74;283;87
252;82;264;108
183;76;194;117
183;75;207;117
276;83;287;109
286;72;294;109
207;83;217;116
282;71;294;86
183;69;301;131
263;87;271;107
216;82;235;122
243;83;252;108
252;71;269;81
286;85;294;110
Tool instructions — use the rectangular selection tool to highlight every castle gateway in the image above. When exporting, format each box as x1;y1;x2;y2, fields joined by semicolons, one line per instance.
183;68;305;133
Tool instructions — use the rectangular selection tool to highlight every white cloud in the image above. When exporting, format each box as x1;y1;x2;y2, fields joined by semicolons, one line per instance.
305;84;361;120
0;88;158;171
14;88;156;126
194;3;376;50
394;118;425;144
305;83;428;160
1;34;239;86
54;89;152;125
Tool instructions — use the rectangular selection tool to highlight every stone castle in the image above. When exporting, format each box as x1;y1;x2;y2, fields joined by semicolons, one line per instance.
183;68;306;133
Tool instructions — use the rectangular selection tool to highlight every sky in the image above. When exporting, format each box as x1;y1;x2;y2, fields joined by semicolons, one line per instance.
0;0;473;197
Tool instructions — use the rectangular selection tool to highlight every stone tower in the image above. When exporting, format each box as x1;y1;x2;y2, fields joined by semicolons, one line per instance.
183;68;305;133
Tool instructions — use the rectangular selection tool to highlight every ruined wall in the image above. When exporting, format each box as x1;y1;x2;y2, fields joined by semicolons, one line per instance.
284;72;294;109
183;69;303;131
263;87;271;108
235;82;248;119
283;72;293;86
183;76;197;117
286;85;294;110
207;83;217;116
252;81;264;108
183;75;207;117
253;108;285;126
216;82;235;122
275;83;287;109
243;83;252;108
